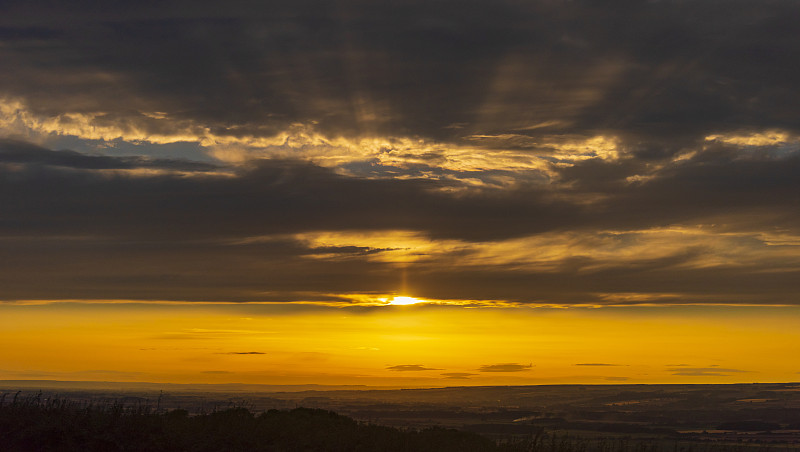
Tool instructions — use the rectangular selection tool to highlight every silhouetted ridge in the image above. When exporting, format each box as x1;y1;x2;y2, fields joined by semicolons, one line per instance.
1;395;791;451
0;399;495;452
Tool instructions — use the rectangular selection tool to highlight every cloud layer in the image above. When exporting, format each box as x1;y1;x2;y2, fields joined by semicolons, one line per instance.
1;1;800;306
3;1;799;145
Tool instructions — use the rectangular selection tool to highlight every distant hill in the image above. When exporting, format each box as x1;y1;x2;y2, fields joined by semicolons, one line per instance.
0;379;374;393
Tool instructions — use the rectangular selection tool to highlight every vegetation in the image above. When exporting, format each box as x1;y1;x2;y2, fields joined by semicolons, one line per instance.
0;393;494;452
1;393;797;452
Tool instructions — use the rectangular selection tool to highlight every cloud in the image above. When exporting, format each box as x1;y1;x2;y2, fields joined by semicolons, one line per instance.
220;352;266;355
478;363;532;373
604;377;630;382
151;329;265;340
2;1;800;307
3;143;800;305
669;367;750;377
0;138;220;172
386;365;441;372
441;372;476;380
3;1;799;148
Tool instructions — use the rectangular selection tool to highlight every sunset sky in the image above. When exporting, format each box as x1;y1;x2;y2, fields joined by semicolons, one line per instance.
1;1;799;387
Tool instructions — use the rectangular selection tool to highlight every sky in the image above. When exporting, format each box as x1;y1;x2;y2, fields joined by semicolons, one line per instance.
1;0;799;387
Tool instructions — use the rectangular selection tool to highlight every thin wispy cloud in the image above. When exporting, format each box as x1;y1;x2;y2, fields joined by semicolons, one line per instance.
669;367;750;377
387;365;441;372
441;373;476;380
478;363;532;373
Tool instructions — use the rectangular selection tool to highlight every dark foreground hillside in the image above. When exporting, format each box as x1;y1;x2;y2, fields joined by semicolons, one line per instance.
1;395;797;452
0;398;495;452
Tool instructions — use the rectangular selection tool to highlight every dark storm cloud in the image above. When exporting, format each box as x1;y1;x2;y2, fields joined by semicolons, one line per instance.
1;0;799;146
540;147;800;248
2;1;800;306
0;139;219;171
406;258;800;306
5;139;800;243
0;140;580;243
2;139;800;303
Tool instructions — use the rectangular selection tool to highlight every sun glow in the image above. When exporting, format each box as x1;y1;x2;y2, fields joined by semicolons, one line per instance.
389;296;425;306
1;302;799;385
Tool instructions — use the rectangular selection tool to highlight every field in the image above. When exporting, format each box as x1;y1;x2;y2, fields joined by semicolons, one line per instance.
2;382;799;451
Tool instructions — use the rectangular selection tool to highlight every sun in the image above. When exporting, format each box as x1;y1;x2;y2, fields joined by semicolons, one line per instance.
388;296;425;306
